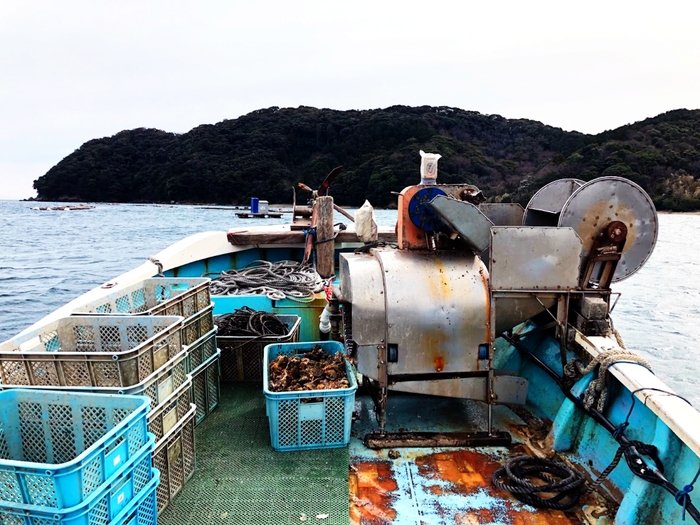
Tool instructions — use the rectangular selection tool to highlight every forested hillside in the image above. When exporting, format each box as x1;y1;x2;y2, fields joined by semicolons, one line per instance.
33;106;700;211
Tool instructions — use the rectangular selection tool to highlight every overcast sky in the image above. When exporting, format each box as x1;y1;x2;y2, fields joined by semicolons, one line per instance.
1;1;699;200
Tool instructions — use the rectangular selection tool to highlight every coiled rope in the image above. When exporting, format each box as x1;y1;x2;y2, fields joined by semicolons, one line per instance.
493;437;663;512
492;456;587;510
493;408;661;512
215;307;290;338
563;348;652;412
208;260;322;302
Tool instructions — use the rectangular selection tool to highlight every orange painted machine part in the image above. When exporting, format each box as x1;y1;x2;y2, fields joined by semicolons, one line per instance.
397;186;429;250
396;185;464;251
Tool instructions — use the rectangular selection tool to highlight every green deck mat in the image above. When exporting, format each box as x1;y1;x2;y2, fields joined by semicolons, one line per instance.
158;383;350;525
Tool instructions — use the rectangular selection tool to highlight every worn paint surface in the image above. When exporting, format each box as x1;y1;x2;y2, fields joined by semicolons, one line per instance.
425;259;451;299
350;447;581;525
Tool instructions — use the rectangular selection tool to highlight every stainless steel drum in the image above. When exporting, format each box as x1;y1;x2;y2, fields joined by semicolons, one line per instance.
340;248;489;379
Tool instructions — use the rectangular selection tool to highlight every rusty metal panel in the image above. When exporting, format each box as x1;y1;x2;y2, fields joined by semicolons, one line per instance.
376;249;490;376
350;447;585;524
427;195;493;252
479;203;524;226
343;248;491;381
490;227;582;290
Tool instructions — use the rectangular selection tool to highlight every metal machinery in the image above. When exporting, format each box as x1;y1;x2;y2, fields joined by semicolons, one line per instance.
338;168;658;445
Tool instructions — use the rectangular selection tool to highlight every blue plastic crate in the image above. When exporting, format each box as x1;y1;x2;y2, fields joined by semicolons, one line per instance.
0;434;155;524
0;467;161;525
263;341;357;452
112;468;159;525
0;389;150;509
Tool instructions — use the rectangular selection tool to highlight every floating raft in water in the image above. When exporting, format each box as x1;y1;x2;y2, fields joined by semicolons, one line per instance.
235;211;283;218
31;204;95;211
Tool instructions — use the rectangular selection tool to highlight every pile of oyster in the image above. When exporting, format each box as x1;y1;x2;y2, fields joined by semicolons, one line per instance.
268;345;349;392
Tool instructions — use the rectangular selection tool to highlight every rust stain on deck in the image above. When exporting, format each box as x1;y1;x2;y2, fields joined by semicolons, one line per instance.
350;447;581;524
350;460;398;524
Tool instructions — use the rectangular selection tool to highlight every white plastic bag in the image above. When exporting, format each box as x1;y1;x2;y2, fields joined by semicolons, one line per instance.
419;150;441;184
355;200;378;243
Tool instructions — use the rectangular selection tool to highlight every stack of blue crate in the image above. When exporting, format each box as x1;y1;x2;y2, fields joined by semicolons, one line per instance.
0;389;158;525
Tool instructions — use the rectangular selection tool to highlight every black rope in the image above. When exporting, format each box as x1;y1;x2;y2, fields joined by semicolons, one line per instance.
148;257;165;277
628;387;692;409
315;223;347;245
492;456;586;510
215;307;290;337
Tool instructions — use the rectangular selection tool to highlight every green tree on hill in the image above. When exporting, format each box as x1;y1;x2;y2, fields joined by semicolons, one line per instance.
33;106;700;211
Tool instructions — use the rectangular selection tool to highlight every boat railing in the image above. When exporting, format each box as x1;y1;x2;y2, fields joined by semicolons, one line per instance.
575;330;700;459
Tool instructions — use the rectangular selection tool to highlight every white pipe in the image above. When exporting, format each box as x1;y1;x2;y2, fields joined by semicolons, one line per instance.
319;305;331;334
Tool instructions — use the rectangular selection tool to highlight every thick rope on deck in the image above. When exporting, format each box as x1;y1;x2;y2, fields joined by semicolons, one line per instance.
209;260;323;301
492;456;587;510
563;348;652;412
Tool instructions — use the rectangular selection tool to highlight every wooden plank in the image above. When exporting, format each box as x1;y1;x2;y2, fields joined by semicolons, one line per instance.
364;431;511;449
227;229;396;246
316;196;334;278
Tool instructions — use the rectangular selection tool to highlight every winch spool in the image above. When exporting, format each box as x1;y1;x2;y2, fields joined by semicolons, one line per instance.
557;176;658;283
523;178;584;226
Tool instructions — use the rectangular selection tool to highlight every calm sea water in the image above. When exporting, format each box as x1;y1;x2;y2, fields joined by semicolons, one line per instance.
1;200;698;406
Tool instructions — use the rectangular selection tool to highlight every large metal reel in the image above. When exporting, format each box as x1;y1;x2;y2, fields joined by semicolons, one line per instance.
523;178;584;226
558;176;658;282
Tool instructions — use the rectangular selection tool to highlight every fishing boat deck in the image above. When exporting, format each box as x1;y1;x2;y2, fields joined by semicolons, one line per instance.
159;382;591;525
